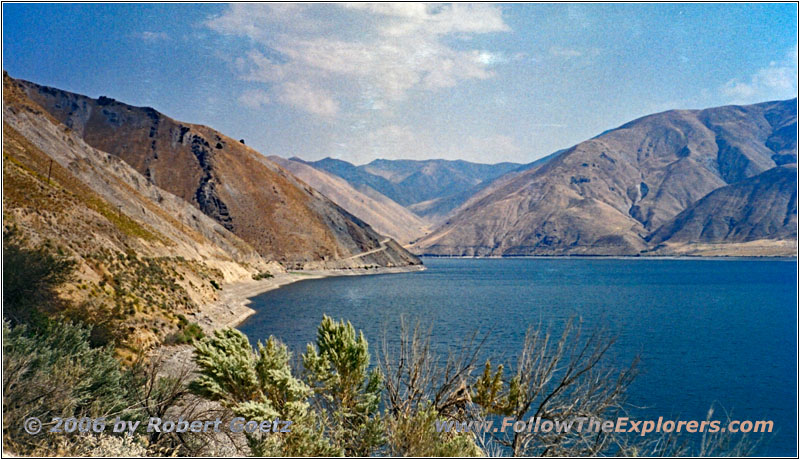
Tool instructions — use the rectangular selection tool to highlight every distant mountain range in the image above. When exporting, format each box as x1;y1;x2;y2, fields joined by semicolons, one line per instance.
283;100;797;257
6;73;795;262
268;156;430;246
303;157;521;224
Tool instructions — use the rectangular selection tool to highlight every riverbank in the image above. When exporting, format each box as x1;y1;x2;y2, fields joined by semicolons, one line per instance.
188;265;426;332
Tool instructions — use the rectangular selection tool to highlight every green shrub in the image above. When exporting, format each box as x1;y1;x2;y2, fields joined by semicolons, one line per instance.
252;271;273;280
2;319;134;454
190;329;338;456
3;226;75;326
384;404;482;457
166;321;205;345
303;316;384;456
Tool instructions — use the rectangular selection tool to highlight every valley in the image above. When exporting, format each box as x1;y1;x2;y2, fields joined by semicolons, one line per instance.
2;4;796;457
5;70;795;358
265;101;798;258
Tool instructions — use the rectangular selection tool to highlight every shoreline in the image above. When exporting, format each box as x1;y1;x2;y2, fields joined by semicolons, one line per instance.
157;264;425;377
189;264;426;332
415;239;798;259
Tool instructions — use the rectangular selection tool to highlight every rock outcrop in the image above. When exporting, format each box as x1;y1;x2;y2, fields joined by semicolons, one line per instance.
14;77;420;269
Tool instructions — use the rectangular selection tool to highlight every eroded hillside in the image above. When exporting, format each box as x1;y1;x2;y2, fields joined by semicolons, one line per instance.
15;77;420;269
3;74;283;356
413;99;797;256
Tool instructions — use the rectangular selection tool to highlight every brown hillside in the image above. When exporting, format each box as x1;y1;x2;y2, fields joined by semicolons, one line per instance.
414;100;797;256
15;77;420;269
3;74;284;355
269;156;430;245
649;165;797;245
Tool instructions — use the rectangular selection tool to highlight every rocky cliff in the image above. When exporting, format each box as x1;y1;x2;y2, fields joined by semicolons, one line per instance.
14;77;420;269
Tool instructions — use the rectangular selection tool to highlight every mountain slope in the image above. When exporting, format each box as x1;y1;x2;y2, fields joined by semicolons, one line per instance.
268;156;429;245
15;77;420;269
307;157;521;222
649;165;797;245
3;74;285;352
413;99;797;256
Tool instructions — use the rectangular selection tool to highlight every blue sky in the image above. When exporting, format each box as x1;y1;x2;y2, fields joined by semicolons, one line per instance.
3;3;797;165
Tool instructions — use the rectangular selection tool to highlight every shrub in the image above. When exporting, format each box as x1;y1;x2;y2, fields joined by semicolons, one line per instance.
471;319;639;456
252;271;273;281
303;316;384;455
384;403;482;457
189;329;337;456
2;319;134;454
3;226;75;326
166;321;205;345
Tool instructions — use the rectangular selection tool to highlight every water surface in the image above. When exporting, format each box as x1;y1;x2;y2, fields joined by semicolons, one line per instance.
239;258;797;456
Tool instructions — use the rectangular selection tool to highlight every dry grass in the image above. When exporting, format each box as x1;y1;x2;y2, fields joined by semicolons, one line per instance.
3;123;161;242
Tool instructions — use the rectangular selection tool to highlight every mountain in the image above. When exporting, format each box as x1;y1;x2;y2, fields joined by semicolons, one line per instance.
649;164;797;246
306;157;521;222
14;77;420;269
268;156;430;245
3;73;285;352
413;99;797;256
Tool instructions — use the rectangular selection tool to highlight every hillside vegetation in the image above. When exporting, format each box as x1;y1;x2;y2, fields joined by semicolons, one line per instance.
3;74;282;354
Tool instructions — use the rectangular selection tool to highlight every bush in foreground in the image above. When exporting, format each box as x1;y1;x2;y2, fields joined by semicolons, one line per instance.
2;319;133;454
0;233;760;456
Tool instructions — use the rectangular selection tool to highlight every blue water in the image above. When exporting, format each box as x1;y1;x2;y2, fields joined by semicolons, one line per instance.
239;258;797;456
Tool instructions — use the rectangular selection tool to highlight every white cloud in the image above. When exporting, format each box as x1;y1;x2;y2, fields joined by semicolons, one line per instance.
277;82;339;117
238;89;271;109
206;3;510;116
346;3;509;36
722;46;798;103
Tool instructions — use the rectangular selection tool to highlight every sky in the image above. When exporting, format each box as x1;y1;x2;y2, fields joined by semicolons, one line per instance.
3;3;797;165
